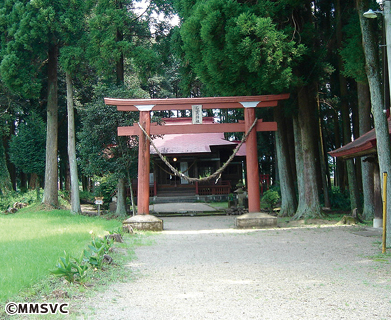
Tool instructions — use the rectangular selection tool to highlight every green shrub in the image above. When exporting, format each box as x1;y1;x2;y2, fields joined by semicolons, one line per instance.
0;189;41;211
261;189;280;213
328;186;351;211
93;176;118;208
80;190;95;203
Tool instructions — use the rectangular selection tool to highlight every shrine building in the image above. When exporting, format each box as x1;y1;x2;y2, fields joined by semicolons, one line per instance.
146;116;246;202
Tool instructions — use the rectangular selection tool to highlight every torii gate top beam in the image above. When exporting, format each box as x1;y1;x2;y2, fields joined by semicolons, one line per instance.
105;94;290;111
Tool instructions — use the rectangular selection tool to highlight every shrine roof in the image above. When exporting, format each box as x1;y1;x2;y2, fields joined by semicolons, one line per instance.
329;118;391;159
150;117;246;156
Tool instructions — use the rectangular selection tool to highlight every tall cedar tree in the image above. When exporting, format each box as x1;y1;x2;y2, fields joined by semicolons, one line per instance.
175;0;332;218
0;0;92;207
340;7;375;219
85;0;175;215
87;0;150;215
357;0;391;243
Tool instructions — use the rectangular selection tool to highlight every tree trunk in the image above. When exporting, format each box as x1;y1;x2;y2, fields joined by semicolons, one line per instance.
357;0;391;242
358;82;375;220
337;0;361;213
4;126;16;191
126;170;136;216
373;164;383;220
317;91;331;208
66;71;81;214
274;106;297;216
319;119;331;209
43;44;59;207
116;177;127;216
64;160;70;191
293;114;305;216
29;173;38;189
333;111;345;189
0;137;12;195
293;85;322;219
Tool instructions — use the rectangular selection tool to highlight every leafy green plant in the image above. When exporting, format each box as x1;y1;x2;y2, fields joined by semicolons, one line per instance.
83;248;104;269
108;227;124;236
72;252;90;283
92;176;118;209
0;189;41;211
79;190;95;203
83;236;113;269
261;189;280;213
91;235;113;254
51;235;115;283
50;251;89;284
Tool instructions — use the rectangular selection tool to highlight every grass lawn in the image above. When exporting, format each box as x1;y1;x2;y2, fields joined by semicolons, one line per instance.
207;201;228;209
0;205;121;303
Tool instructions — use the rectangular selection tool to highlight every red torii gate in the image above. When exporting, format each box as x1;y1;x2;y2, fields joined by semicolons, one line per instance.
105;94;289;227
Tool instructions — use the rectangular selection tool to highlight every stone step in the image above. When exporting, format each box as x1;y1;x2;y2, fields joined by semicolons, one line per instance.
152;195;198;204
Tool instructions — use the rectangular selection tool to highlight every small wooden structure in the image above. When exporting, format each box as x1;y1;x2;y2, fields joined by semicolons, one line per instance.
329;119;391;226
105;94;289;229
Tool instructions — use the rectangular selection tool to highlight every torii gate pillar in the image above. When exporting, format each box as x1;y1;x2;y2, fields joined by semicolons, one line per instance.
138;110;151;215
236;102;277;228
244;105;261;213
123;106;163;231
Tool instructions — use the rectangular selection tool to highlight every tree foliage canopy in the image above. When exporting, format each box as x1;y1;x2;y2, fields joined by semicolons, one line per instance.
177;0;306;96
77;83;147;179
9;112;46;176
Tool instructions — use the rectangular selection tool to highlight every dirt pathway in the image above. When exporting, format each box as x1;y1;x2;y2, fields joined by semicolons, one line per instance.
77;217;390;319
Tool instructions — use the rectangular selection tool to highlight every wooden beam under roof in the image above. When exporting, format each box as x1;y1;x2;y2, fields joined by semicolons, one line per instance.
117;120;277;136
105;94;290;111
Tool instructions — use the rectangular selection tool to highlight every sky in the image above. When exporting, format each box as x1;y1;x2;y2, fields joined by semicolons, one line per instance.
133;0;180;28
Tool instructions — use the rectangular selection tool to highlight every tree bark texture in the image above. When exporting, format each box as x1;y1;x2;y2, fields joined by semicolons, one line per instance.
43;45;59;207
317;99;331;208
274;106;297;216
293;115;305;216
66;72;81;214
0;137;12;195
333;112;345;189
293;86;322;219
340;81;361;212
3;128;16;191
337;0;361;213
357;0;391;242
116;177;127;216
358;82;375;219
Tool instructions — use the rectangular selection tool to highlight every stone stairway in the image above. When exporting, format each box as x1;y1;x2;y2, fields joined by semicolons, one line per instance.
152;195;199;204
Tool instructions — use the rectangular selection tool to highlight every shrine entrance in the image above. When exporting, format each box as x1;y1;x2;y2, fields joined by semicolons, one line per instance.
105;94;289;230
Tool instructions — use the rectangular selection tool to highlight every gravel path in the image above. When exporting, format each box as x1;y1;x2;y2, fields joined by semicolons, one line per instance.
78;216;391;320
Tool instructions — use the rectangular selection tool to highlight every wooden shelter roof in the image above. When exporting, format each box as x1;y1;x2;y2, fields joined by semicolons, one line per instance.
329;118;391;159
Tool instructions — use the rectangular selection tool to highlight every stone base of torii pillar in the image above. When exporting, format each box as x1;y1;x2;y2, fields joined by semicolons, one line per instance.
235;212;277;229
123;214;163;232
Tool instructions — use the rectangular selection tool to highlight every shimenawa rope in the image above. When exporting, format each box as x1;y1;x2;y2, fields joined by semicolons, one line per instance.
138;118;258;183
